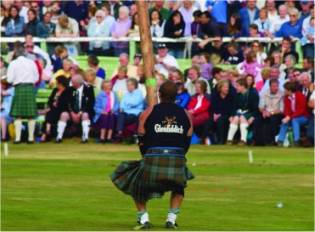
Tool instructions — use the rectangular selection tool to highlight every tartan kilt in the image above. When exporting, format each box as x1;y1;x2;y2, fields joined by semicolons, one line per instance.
111;149;194;202
10;84;37;118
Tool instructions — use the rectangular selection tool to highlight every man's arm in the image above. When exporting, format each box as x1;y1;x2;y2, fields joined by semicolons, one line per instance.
138;107;153;156
184;110;193;153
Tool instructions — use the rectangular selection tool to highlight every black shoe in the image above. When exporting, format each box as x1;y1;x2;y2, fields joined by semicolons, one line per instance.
165;221;178;229
81;139;88;144
13;141;21;144
99;139;106;144
105;138;113;143
133;222;152;230
27;140;34;144
55;138;62;143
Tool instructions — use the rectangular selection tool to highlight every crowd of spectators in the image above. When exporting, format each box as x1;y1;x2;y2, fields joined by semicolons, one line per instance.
0;0;314;148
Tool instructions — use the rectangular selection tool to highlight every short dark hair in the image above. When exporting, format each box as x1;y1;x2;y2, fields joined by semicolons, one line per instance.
196;80;207;93
159;81;177;103
284;82;297;92
212;67;223;77
88;55;99;66
236;78;248;88
127;78;138;89
193;10;202;18
56;75;69;87
269;79;279;87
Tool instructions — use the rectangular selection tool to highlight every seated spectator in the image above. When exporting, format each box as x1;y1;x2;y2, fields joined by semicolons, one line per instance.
209;67;223;91
187;80;211;142
266;0;278;23
238;51;262;84
245;74;261;94
239;0;259;36
226;14;241;38
275;8;302;38
299;72;313;101
129;13;140;37
0;77;14;141
87;55;106;79
249;24;261;37
168;67;183;82
278;82;309;146
41;76;69;142
111;53;138;79
50;1;62;25
62;0;89;33
227;78;259;145
254;7;271;37
185;65;211;95
270;4;289;34
164;10;185;58
210;80;235;144
299;0;312;22
110;6;132;56
50;58;73;87
302;57;314;82
5;6;25;37
251;41;267;65
301;16;314;59
304;90;315;146
150;9;165;38
175;78;190;109
279;37;299;63
179;0;197;37
24;9;38;36
84;69;102;96
259;79;284;145
36;11;56;38
94;80;119;143
199;53;213;80
223;42;244;65
155;43;179;77
112;66;128;99
87;10;112;56
116;78;144;141
191;10;202;38
199;11;221;40
56;73;95;143
55;15;80;56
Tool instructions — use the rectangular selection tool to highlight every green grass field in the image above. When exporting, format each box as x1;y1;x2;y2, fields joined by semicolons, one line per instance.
1;141;314;231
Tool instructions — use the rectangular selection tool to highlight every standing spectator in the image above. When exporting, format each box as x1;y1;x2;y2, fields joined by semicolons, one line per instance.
237;51;262;83
254;7;272;37
94;80;119;143
279;37;299;63
155;43;179;77
129;13;140;37
185;65;211;95
50;1;62;25
15;0;28;23
277;82;309;146
50;58;73;87
205;0;228;35
87;55;106;80
149;0;171;21
251;41;267;65
223;42;244;65
199;53;213;80
302;58;314;82
164;10;185;58
5;6;25;36
62;0;89;32
239;0;259;36
299;72;314;101
41;76;70;142
299;0;311;22
7;42;39;144
56;74;95;143
210;80;235;144
259;79;284;145
275;8;302;38
87;10;112;56
226;14;242;37
115;78;144;141
36;12;56;38
111;6;132;56
266;0;278;23
198;11;221;41
227;78;259;145
187;80;211;143
179;0;196;37
55;15;80;57
24;9;38;36
150;9;165;38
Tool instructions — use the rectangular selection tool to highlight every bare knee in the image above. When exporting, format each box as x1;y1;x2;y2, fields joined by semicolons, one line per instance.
82;112;90;121
60;112;70;121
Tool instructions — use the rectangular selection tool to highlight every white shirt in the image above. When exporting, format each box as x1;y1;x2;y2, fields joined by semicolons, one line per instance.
113;79;128;100
154;54;179;77
270;15;289;34
7;56;39;85
19;6;29;23
309;91;315;114
76;85;84;109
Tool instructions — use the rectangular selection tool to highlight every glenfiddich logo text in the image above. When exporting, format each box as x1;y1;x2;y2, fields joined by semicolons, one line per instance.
154;124;184;134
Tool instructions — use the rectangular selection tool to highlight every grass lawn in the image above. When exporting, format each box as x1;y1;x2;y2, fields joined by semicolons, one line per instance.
1;141;314;231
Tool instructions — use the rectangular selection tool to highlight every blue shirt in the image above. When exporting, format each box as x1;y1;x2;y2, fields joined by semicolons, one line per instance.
206;0;227;24
120;89;144;115
96;68;106;79
275;21;303;38
176;92;190;109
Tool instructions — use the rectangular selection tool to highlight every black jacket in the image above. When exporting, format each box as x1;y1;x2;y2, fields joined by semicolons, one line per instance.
68;84;95;118
48;88;70;113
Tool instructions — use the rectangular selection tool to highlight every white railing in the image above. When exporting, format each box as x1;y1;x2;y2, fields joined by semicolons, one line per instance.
0;36;287;43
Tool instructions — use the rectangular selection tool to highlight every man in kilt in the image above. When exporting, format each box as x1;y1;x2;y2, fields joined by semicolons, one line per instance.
7;42;39;144
111;81;194;230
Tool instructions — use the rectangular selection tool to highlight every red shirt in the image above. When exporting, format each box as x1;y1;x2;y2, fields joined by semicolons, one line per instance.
283;91;309;119
187;94;211;116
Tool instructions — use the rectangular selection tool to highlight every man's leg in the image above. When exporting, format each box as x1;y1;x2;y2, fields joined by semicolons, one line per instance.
166;188;184;228
81;112;91;142
133;201;152;229
14;118;22;143
56;112;69;142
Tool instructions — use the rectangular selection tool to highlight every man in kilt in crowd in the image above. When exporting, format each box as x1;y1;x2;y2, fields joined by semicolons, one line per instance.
111;81;194;230
7;42;39;144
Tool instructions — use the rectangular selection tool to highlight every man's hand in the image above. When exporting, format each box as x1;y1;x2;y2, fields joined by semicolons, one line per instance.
282;116;290;124
248;117;255;125
213;113;221;122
